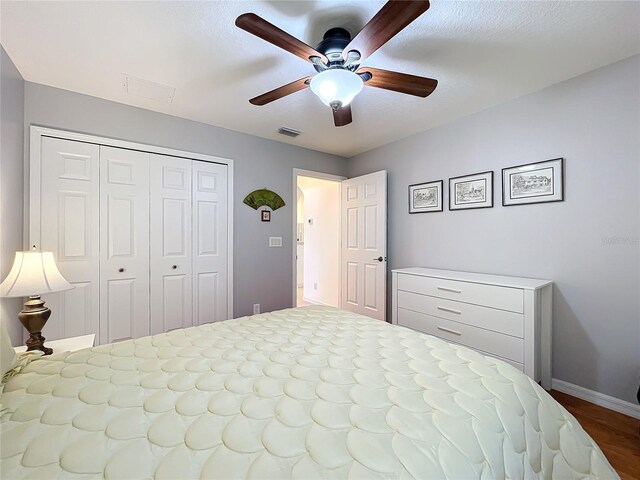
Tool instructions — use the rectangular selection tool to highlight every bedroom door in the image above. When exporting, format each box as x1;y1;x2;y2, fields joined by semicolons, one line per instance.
340;170;387;321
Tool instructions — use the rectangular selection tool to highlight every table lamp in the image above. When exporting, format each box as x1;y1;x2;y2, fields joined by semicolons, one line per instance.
0;249;73;355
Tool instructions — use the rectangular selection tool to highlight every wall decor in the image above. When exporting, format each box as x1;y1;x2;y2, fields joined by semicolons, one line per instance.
502;158;564;206
409;180;443;213
244;189;285;220
449;171;493;210
243;189;286;210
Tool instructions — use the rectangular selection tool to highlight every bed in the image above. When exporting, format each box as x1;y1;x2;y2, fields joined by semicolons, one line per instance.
1;306;617;479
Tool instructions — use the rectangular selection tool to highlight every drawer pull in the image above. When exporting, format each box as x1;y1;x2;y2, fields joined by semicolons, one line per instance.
437;286;462;294
437;306;462;315
437;326;462;336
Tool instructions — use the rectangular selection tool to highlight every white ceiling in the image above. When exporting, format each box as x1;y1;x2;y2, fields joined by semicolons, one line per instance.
2;1;639;157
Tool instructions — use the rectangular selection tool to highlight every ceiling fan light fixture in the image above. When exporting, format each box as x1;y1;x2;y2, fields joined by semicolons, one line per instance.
309;69;363;109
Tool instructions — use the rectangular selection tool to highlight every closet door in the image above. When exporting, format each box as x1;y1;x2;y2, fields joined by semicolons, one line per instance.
192;161;228;325
99;146;150;343
150;154;193;334
39;137;100;342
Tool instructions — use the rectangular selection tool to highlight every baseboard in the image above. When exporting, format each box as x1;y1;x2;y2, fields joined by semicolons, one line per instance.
301;297;336;308
552;378;640;419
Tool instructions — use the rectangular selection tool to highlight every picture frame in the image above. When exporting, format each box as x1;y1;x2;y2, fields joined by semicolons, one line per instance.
261;209;271;222
409;180;443;213
502;158;564;206
449;171;493;210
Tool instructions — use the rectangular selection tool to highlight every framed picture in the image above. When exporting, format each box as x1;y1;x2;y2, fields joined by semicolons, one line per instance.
409;180;443;213
261;209;271;222
502;158;564;206
449;171;493;210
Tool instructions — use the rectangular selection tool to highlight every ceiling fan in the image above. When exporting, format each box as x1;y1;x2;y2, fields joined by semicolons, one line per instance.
236;0;438;127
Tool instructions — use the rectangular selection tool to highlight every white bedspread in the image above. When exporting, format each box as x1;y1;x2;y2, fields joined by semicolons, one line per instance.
1;306;616;479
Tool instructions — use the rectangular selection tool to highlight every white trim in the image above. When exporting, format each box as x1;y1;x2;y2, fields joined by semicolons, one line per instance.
29;125;234;320
552;378;640;419
302;296;335;308
226;160;234;319
291;169;346;307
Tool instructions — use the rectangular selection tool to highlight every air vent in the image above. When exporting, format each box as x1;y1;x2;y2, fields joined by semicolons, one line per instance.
278;127;301;138
122;74;175;104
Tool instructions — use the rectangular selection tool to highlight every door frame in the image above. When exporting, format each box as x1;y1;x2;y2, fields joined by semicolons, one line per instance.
291;169;346;308
29;125;235;320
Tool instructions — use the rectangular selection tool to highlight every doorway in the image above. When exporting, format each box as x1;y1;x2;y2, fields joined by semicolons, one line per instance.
292;169;344;307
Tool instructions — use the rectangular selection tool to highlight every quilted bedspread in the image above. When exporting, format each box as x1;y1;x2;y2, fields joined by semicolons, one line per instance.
1;306;616;479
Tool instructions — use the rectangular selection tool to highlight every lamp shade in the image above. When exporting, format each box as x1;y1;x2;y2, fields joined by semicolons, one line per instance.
309;69;364;108
0;251;73;298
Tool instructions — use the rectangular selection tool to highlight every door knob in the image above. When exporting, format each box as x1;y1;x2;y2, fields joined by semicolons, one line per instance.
373;256;384;262
171;265;178;270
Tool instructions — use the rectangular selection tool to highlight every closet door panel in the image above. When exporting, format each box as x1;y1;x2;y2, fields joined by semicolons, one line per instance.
39;137;100;342
162;274;190;332
150;154;193;334
192;161;228;325
99;146;150;343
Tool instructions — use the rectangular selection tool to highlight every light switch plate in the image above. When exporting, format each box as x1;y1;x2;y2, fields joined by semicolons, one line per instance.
269;237;282;247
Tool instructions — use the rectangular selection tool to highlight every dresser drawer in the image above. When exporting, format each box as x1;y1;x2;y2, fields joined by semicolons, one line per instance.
398;308;524;363
397;290;524;337
397;273;524;313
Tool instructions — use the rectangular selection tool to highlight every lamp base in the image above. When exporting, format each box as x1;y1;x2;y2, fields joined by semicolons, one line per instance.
18;296;53;355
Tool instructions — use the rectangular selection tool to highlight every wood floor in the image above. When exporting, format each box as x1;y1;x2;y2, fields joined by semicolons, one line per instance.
551;390;640;480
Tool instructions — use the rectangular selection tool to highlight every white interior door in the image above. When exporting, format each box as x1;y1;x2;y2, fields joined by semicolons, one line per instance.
39;137;100;342
150;154;193;334
192;161;228;325
99;146;150;343
341;171;387;320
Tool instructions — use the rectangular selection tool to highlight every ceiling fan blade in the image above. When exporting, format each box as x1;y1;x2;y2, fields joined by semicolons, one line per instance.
343;1;430;63
249;76;313;106
333;105;353;127
358;67;437;97
236;13;328;64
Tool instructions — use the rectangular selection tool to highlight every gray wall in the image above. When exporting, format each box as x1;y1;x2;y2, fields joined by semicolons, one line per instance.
23;82;348;319
1;46;25;345
349;55;640;404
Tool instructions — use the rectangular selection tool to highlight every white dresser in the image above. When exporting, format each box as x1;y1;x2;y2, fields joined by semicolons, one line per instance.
392;268;553;389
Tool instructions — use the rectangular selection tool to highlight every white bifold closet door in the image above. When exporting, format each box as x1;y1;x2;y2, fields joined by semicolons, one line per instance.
39;137;100;342
150;155;193;334
192;160;228;326
99;146;150;343
35;136;229;345
150;155;228;334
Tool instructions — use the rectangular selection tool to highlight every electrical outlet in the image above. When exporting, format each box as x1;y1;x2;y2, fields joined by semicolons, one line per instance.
269;237;282;247
253;304;260;314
